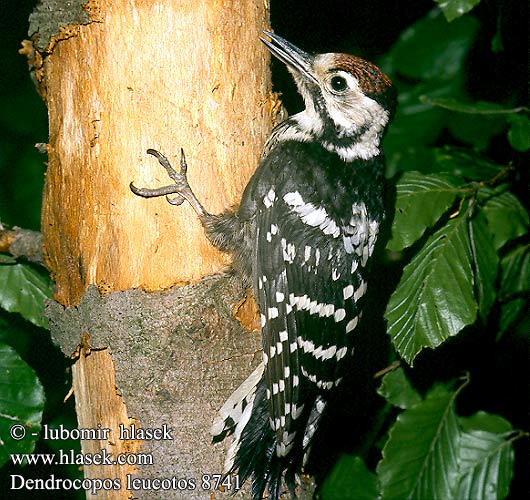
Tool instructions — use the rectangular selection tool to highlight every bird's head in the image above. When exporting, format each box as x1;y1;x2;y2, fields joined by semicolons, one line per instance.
261;31;397;161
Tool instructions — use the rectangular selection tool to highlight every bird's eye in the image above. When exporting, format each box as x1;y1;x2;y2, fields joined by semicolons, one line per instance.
330;75;348;92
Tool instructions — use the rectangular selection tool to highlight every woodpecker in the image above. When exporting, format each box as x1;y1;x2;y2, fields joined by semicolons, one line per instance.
131;31;396;500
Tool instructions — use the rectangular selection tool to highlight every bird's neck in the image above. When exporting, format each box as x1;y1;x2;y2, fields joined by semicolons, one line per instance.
269;108;386;163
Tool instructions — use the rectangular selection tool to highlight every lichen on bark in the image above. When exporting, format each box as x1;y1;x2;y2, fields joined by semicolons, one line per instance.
46;274;262;498
28;0;91;51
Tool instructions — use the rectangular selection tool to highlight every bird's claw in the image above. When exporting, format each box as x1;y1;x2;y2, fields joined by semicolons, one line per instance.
166;194;186;206
130;148;205;216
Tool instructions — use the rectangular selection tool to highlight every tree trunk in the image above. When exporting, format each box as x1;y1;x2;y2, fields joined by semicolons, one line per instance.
28;0;272;498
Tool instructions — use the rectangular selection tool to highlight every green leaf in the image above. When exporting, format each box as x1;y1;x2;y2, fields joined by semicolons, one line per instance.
387;147;506;180
460;411;513;434
421;97;529;151
320;455;378;500
434;0;481;22
482;191;529;250
420;95;530;152
456;413;516;500
378;381;519;500
498;298;527;339
385;213;478;364
385;146;438;179
377;385;461;499
384;81;455;154
387;171;460;252
447;112;506;150
389;10;479;80
468;209;499;321
500;244;530;297
507;113;530;151
0;342;45;466
422;97;507;114
456;430;515;499
497;245;530;338
377;367;422;409
0;263;53;328
433;147;506;181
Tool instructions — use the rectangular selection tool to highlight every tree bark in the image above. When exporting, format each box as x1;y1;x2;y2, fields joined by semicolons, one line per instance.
36;0;271;302
28;0;272;498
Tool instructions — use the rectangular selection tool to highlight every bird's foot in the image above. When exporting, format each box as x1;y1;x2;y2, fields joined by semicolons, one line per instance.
130;149;205;216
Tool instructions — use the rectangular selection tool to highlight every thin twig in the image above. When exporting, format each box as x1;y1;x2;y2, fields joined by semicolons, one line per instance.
373;360;401;379
0;226;46;266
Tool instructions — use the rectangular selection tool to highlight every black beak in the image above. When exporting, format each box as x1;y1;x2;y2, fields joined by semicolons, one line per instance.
260;31;318;85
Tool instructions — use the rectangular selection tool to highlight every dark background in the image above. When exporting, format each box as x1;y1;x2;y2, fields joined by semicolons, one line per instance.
1;0;528;498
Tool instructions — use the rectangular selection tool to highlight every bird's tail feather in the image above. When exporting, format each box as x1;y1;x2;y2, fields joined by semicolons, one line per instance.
211;365;326;499
211;363;265;443
211;364;283;499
